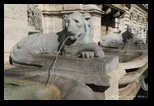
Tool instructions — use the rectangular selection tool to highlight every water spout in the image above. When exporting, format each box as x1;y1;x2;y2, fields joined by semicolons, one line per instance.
46;36;70;86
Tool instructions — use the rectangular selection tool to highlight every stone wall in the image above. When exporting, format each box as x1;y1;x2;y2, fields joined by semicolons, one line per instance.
43;15;63;34
130;4;147;39
91;14;102;43
41;4;64;34
4;4;28;64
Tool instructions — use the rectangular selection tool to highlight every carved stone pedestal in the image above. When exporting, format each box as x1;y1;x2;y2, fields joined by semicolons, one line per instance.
94;65;126;100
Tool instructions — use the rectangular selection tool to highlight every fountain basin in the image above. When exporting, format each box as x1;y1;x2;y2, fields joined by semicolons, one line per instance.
103;49;147;63
4;76;60;100
4;74;95;100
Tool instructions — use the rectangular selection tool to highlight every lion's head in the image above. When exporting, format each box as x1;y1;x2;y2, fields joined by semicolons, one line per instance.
63;12;93;44
127;25;139;39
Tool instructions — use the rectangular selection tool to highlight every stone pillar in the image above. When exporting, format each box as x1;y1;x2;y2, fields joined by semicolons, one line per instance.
101;26;107;36
119;19;123;34
143;17;147;40
123;6;131;32
43;15;63;34
4;4;28;64
91;14;102;43
132;14;137;25
41;4;64;34
95;65;126;100
112;18;120;34
119;13;125;34
138;15;145;39
83;4;102;44
106;27;113;35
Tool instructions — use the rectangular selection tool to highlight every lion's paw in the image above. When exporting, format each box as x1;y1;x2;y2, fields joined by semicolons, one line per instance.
80;51;94;58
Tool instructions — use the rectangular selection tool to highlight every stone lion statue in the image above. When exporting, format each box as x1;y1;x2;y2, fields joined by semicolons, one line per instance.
10;12;104;67
100;25;146;49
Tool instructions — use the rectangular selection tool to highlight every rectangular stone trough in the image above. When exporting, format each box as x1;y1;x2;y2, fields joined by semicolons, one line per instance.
35;55;119;87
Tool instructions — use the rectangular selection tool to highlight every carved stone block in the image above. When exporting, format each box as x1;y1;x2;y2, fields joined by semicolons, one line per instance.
31;55;119;86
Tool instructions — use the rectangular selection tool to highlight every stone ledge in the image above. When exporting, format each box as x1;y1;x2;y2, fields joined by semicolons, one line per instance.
34;55;119;74
42;10;103;16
